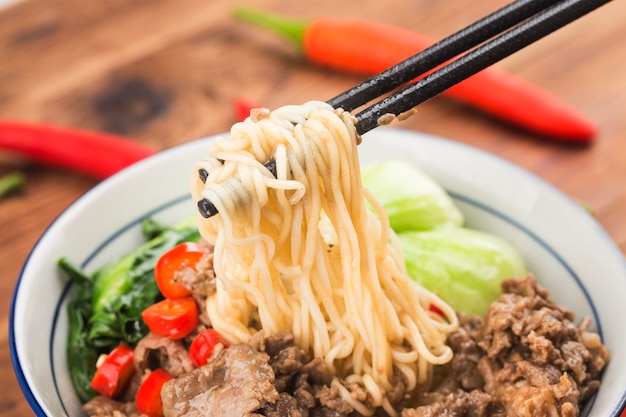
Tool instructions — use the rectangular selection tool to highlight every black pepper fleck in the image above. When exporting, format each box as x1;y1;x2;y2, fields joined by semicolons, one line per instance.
198;168;209;183
198;199;218;218
264;159;277;178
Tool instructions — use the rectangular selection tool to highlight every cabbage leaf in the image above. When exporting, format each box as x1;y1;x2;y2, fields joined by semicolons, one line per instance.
399;227;527;317
361;160;463;231
362;160;527;317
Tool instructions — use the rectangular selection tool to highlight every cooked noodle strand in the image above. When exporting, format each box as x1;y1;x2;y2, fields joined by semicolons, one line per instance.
191;101;458;413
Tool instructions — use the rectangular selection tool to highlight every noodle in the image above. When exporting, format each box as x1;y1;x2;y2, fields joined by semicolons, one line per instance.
191;101;458;414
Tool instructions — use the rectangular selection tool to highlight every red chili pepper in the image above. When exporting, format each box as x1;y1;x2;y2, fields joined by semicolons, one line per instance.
141;297;199;339
135;368;173;417
155;242;206;299
234;8;596;143
89;344;136;398
233;97;262;122
0;121;156;179
428;303;446;318
189;328;227;367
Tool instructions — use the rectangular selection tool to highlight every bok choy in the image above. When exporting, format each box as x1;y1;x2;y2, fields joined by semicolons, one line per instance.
399;227;527;316
361;160;463;231
362;160;527;317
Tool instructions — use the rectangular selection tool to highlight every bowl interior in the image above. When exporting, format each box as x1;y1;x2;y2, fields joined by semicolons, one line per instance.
11;128;626;416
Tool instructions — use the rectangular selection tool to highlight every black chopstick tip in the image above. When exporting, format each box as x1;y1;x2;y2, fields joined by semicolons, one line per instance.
198;198;218;218
264;159;277;178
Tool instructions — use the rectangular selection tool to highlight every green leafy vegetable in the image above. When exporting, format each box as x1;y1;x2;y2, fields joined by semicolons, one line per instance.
0;171;25;199
398;227;527;317
66;288;99;401
59;217;200;403
361;160;463;231
362;160;527;316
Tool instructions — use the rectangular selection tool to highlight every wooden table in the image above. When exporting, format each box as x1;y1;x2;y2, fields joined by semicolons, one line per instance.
1;0;624;415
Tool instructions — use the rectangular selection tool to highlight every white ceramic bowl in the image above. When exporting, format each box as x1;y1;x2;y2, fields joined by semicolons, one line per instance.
10;128;626;416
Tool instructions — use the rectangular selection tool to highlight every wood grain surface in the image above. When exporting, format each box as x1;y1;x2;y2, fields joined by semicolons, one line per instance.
1;0;625;415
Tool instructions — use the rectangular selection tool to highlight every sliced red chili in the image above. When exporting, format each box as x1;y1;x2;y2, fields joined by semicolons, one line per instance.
89;344;135;398
141;297;199;339
135;368;174;417
428;303;446;318
155;242;205;299
189;328;228;367
233;97;262;122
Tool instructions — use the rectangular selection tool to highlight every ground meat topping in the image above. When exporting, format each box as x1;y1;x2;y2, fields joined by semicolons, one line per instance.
133;332;195;377
178;243;216;298
82;396;140;417
405;275;609;417
177;244;216;327
82;272;608;417
402;389;492;417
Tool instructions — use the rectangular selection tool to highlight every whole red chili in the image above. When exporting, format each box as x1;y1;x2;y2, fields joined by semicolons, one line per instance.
0;121;156;179
234;7;596;143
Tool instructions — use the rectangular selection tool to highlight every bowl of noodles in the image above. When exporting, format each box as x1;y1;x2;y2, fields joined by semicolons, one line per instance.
10;101;626;417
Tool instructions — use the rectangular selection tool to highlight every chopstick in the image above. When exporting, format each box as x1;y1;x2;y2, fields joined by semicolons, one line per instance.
326;0;562;112
327;0;612;135
195;0;611;219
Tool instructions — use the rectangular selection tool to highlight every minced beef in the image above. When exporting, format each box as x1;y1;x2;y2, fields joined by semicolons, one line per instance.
82;396;140;417
404;275;610;417
133;332;195;377
82;259;609;417
177;244;217;327
159;330;359;417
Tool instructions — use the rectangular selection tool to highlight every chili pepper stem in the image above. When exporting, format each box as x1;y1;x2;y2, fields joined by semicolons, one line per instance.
0;172;25;199
233;6;308;50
